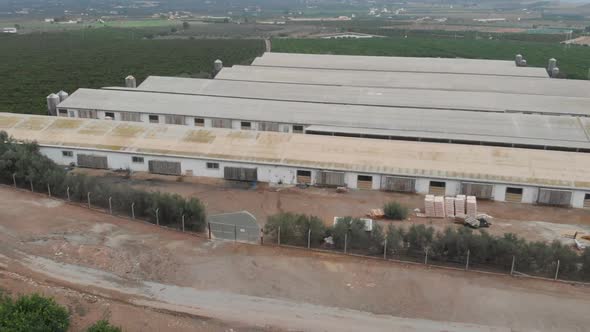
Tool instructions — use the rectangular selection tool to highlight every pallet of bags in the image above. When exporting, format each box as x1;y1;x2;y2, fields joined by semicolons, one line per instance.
454;195;466;215
424;195;435;217
466;196;477;217
444;197;455;218
434;196;445;218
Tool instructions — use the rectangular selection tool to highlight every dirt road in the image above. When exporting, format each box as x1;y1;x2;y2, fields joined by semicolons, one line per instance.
2;187;590;331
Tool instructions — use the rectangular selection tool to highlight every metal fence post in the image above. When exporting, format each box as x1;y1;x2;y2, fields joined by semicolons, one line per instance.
465;250;470;271
383;239;387;260
47;184;51;197
510;256;515;276
554;260;560;281
344;233;348;254
208;223;212;239
155;208;159;226
182;214;185;232
307;229;311;249
425;248;429;265
234;224;237;242
30;179;34;192
131;202;135;219
108;197;112;214
87;192;91;209
12;173;16;188
66;186;70;201
278;226;281;246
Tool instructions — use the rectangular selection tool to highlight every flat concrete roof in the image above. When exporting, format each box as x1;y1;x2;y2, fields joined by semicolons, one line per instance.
217;65;590;98
128;76;590;116
251;53;549;78
1;113;589;190
57;88;590;150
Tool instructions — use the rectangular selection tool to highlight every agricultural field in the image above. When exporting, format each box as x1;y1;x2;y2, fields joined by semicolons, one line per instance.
272;37;590;80
0;29;264;115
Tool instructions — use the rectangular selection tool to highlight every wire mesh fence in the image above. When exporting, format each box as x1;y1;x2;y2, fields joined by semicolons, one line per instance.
265;225;590;284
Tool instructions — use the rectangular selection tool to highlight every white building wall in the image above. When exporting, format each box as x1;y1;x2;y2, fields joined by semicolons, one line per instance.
572;191;588;208
493;184;507;201
415;178;430;194
38;146;590;209
522;187;539;204
372;174;382;190
345;173;357;189
445;180;460;196
279;124;292;133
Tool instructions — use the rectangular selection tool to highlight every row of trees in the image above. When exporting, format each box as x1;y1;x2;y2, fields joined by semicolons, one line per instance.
0;293;120;332
264;212;590;281
0;131;207;231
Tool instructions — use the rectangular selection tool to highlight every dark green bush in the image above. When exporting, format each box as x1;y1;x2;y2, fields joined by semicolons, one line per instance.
0;293;70;332
383;201;408;220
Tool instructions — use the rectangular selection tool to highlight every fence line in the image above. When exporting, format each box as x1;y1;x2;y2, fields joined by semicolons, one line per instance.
3;183;589;287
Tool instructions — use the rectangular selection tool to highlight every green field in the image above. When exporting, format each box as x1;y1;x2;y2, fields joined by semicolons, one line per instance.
0;29;264;115
272;37;590;80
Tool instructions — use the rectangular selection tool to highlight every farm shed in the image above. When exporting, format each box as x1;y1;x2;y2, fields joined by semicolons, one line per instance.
55;89;590;152
3;113;590;209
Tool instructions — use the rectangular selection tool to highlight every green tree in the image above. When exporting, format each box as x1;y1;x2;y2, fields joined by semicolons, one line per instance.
86;320;122;332
0;293;70;332
331;217;369;250
264;212;326;246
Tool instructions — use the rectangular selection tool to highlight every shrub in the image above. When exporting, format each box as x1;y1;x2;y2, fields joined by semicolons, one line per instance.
383;201;408;220
264;212;326;246
0;293;70;332
86;320;122;332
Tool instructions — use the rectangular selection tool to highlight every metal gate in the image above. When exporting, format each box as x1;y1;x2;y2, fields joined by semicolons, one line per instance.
165;115;185;125
224;167;258;181
258;122;280;132
381;176;416;192
77;154;108;169
537;188;572;206
461;182;493;199
316;171;345;187
212;118;232;128
148;160;182;175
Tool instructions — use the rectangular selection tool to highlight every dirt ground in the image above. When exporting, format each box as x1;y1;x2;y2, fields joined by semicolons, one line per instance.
2;186;590;331
92;171;590;244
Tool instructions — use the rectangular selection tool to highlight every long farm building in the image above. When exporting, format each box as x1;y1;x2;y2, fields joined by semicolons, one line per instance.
1;113;589;208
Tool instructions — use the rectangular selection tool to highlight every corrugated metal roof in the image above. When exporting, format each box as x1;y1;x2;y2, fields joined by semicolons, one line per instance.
57;88;590;150
2;113;589;189
127;76;590;116
217;65;590;98
252;53;549;78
